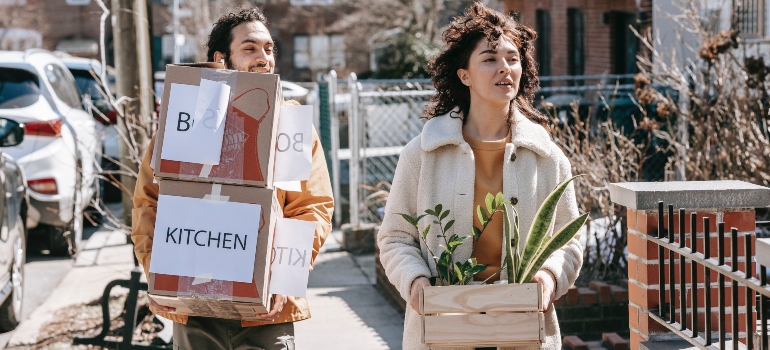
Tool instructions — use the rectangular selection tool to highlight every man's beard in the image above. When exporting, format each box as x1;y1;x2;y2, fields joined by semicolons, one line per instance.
226;56;272;73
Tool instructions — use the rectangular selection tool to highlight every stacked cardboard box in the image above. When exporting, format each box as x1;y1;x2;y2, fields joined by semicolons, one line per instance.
147;63;284;319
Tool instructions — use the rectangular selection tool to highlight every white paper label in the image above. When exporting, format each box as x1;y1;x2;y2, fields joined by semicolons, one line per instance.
273;105;313;191
268;218;316;298
160;81;230;165
149;194;261;283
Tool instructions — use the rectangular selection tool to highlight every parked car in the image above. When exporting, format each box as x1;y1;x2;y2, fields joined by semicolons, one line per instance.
281;81;309;104
0;118;29;331
0;49;102;256
57;54;121;204
54;52;117;125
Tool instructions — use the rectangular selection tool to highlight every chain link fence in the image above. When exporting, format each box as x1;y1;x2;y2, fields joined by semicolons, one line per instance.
312;72;679;227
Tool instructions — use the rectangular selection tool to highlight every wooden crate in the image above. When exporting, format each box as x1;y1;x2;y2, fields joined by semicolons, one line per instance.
419;283;545;348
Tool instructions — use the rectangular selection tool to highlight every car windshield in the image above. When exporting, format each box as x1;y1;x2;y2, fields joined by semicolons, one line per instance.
0;68;41;109
70;69;108;101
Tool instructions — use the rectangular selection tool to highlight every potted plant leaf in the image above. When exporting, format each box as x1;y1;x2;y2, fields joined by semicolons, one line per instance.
399;175;588;348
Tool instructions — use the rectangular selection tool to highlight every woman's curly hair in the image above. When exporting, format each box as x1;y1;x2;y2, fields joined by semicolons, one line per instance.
425;2;548;129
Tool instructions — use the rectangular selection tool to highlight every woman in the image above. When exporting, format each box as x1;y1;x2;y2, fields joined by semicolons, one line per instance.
377;3;582;350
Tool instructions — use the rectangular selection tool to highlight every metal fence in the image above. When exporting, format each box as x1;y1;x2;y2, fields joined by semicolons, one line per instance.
313;71;678;227
643;202;770;349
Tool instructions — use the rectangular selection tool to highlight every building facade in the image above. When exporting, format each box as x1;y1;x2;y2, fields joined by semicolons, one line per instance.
501;0;652;77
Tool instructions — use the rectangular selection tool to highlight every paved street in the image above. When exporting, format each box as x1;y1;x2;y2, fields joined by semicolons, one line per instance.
0;221;106;349
0;208;404;349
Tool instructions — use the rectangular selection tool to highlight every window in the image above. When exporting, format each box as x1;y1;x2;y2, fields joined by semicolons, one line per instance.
45;64;83;110
290;0;334;5
567;9;585;76
0;68;40;109
610;12;638;74
734;0;765;37
70;69;108;101
535;10;551;77
293;34;346;70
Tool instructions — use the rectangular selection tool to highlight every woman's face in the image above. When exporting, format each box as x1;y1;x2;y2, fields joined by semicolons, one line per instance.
457;37;522;107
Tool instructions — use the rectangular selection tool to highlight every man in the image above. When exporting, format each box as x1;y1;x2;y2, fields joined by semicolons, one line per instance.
132;7;334;350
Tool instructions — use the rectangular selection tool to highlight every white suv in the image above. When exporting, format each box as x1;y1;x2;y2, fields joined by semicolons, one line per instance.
0;50;101;256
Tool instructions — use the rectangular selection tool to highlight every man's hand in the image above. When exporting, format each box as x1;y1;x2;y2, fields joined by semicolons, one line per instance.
148;296;176;313
409;277;431;314
531;270;557;311
255;294;287;322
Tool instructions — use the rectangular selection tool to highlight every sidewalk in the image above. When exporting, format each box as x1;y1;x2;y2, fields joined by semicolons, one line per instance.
6;228;404;349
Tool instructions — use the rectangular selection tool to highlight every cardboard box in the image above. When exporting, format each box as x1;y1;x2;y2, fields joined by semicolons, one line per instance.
419;283;545;347
148;179;282;319
153;63;283;188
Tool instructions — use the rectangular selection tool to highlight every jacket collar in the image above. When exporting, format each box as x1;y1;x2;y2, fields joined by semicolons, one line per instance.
421;109;552;157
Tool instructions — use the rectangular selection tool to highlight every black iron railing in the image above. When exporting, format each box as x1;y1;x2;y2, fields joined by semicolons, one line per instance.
644;201;770;349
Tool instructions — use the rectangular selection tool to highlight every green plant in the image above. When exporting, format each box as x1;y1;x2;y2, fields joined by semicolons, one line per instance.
400;175;589;286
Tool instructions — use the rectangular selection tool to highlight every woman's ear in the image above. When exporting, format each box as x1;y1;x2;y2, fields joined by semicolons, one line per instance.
457;68;471;87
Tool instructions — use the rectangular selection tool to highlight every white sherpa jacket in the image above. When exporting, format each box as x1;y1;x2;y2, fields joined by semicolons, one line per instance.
377;109;583;350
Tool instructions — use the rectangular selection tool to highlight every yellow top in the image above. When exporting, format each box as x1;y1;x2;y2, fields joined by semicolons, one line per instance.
463;130;510;282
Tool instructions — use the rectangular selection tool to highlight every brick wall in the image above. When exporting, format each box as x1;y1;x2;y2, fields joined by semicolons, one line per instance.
554;281;630;340
609;181;770;350
502;0;652;76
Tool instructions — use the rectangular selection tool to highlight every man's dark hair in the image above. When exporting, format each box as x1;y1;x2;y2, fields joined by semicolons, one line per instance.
206;8;268;62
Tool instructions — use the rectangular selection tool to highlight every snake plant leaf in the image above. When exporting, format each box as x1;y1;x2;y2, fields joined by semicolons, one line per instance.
511;205;521;275
444;220;455;232
519;212;589;283
485;193;495;215
516;175;583;280
502;203;516;283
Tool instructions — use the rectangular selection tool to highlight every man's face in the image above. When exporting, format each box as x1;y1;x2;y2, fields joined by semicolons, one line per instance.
217;20;275;73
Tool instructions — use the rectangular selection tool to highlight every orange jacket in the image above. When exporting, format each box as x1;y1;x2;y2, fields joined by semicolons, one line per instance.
132;119;334;327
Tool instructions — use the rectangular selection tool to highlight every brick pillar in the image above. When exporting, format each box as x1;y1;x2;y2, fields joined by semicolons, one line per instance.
610;181;770;350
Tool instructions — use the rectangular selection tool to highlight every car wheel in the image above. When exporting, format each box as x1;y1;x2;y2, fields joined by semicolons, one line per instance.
50;160;84;257
0;217;26;331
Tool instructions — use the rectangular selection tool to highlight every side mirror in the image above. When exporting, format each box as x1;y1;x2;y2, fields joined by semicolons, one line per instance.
0;118;24;147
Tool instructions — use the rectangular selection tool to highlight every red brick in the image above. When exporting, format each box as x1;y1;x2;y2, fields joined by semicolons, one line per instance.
563;335;589;350
723;210;756;232
638;312;670;335
670;212;718;235
602;332;629;350
628;281;657;309
628;232;659;260
634;210;659;235
628;304;640;329
567;285;579;305
578;287;598;304
629;330;647;350
627;208;638;231
611;285;629;302
589;281;612;303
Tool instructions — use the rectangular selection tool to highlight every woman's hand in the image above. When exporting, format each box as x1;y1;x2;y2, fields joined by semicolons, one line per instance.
410;277;431;314
531;270;557;311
